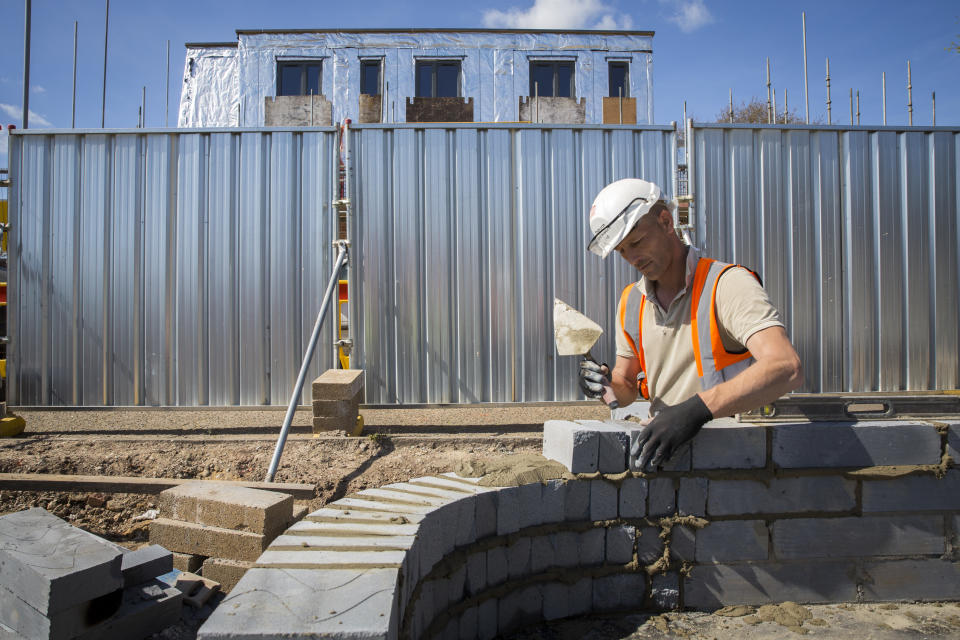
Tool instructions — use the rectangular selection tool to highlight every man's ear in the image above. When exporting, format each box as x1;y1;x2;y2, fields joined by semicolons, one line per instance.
657;206;674;231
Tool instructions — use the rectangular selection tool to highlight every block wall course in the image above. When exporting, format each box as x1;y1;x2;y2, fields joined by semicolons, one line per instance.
708;477;857;516
772;421;942;468
692;418;767;469
311;369;364;400
860;558;960;601
0;508;122;615
695;520;768;562
772;515;945;559
862;471;960;512
158;482;293;539
684;560;858;608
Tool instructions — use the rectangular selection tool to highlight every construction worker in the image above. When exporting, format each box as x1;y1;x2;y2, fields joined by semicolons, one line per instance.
579;178;802;471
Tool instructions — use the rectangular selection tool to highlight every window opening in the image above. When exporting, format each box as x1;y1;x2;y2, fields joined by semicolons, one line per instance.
277;61;322;96
361;60;381;96
415;61;461;98
529;61;574;98
609;62;629;98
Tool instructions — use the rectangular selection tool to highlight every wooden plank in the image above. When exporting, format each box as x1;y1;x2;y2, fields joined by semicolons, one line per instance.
0;473;316;499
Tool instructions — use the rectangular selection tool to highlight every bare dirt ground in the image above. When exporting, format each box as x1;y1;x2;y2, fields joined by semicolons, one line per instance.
2;405;959;639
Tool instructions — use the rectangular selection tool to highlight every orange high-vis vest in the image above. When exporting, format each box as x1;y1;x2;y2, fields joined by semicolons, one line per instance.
618;258;759;400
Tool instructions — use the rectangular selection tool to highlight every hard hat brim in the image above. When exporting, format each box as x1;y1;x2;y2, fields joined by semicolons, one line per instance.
587;198;677;258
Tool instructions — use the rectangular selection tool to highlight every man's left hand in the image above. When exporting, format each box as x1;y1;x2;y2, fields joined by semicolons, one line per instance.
631;394;713;470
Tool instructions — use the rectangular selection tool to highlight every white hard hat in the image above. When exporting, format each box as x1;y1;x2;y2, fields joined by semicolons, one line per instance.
587;179;676;258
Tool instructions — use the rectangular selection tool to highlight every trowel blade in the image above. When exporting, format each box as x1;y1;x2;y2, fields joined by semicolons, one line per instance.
553;298;604;356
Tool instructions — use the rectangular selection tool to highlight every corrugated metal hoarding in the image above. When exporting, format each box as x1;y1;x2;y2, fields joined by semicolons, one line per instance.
8;129;341;406
690;124;960;393
350;124;677;404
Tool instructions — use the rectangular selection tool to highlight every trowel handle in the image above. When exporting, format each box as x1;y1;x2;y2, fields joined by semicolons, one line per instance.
583;352;619;410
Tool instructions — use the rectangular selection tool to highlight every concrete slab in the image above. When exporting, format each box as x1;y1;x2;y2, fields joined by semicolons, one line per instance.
197;567;399;640
0;508;122;615
159;481;293;539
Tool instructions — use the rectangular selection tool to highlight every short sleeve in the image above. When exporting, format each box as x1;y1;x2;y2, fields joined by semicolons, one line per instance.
714;267;784;350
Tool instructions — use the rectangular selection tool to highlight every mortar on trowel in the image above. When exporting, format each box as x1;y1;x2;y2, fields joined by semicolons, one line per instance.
553;298;619;409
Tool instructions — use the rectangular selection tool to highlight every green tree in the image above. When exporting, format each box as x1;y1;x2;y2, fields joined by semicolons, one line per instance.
716;97;806;124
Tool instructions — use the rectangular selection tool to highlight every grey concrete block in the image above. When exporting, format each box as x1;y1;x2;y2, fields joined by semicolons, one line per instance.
684;560;858;608
542;582;567;620
121;545;173;587
412;579;433;640
611;400;650;421
568;577;593;617
507;537;532;579
590;480;618;521
466;551;486;596
541;479;566;524
606;525;636;564
773;515;945;559
518;482;542;529
861;558;960;601
678;477;708;516
496;486;521;536
0;508;122;615
636;527;664;566
649;478;676;517
458;606;477;640
74;580;182;640
708;477;856;516
531;535;556;573
696;520;768;562
948;423;959;462
576;420;630;473
563;480;590;521
477;598;497;640
196;567;399;639
862;471;960;512
772;421;942;468
543;420;599;473
672;524;696;563
692;419;766;469
578;528;606;566
593;573;646;611
629;426;692;472
474;490;497;540
0;583;122;640
517;584;543;625
651;573;679;610
554;531;579;568
619;476;648;518
497;589;520;633
486;547;508;587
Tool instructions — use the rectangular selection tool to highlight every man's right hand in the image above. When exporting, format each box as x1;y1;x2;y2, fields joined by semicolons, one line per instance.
579;360;613;400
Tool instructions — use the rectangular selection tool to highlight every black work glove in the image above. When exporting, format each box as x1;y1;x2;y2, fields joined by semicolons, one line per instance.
579;360;611;400
631;394;713;471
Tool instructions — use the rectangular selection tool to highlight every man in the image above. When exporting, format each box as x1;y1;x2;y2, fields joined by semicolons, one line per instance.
579;178;803;471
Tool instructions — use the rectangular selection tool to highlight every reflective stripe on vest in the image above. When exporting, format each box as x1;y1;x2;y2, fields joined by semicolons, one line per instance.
619;257;756;398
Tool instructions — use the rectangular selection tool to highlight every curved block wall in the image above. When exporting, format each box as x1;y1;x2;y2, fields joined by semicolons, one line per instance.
198;418;960;640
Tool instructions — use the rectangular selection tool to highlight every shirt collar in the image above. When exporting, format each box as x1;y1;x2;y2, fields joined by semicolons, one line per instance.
638;245;701;306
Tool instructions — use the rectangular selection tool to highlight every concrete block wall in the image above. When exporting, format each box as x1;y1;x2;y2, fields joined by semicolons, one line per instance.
312;369;364;433
198;417;959;640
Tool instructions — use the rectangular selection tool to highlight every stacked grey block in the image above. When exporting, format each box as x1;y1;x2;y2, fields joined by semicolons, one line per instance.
0;508;179;640
198;417;960;640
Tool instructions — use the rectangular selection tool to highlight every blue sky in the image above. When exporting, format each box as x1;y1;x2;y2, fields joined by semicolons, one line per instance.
1;0;958;165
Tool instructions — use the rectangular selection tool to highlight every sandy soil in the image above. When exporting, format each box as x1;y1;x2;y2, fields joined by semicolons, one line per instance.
1;405;958;640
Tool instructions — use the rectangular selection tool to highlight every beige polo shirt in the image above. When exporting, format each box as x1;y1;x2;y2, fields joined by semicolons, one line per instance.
615;246;784;412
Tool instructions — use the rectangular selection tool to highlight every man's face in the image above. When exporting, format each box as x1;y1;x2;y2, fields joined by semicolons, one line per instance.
614;205;673;280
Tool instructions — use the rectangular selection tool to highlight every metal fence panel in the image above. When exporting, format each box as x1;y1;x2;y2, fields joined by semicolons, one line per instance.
692;124;960;393
9;128;339;406
351;124;676;404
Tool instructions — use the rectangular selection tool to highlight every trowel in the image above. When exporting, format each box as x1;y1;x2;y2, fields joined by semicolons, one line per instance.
553;298;619;409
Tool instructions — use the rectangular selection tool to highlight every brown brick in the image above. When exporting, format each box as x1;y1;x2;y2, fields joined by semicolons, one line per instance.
149;518;268;562
311;369;364;401
158;481;293;538
312;415;354;433
202;558;253;594
312;397;361;418
172;552;204;573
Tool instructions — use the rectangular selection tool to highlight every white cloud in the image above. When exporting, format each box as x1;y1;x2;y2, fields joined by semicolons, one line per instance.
0;127;7;160
31;85;46;94
659;0;714;33
0;103;53;128
483;0;633;30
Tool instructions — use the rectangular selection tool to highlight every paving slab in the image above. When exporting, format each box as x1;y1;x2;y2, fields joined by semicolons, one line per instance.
149;518;268;563
197;567;399;640
0;508;122;615
159;481;293;539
